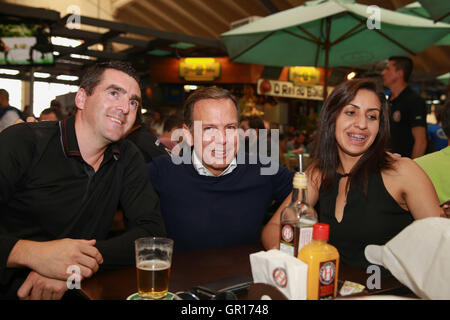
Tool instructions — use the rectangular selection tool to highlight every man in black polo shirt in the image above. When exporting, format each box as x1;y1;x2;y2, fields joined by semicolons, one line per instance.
381;56;427;158
0;61;166;299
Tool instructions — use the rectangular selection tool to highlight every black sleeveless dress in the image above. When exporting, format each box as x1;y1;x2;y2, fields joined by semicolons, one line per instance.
317;171;413;270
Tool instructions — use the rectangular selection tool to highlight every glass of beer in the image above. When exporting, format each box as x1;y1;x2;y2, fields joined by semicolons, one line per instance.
135;237;174;299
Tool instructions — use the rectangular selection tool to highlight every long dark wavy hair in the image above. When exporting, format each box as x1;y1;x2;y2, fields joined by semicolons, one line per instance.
311;78;393;195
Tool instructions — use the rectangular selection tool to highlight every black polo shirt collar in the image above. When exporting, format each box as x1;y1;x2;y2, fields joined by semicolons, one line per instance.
390;86;412;104
59;115;121;162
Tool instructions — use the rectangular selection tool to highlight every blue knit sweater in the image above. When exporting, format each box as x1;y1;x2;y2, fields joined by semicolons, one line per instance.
148;154;294;252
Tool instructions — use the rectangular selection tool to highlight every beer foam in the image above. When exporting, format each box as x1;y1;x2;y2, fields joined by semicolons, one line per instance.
138;260;170;271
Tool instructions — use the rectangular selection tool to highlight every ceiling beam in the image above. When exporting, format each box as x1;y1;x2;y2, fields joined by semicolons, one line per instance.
190;0;231;29
160;1;218;38
53;45;128;60
56;29;123;60
284;0;307;8
259;0;280;13
58;13;224;49
0;72;81;86
51;26;150;48
0;2;60;22
112;0;135;15
117;38;170;54
227;0;258;17
136;1;195;36
124;5;167;31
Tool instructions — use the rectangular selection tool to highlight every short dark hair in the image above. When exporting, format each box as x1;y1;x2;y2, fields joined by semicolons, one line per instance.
247;115;265;130
163;115;184;132
0;88;9;100
79;61;140;96
39;107;60;120
389;56;413;82
312;78;392;194
441;100;450;137
183;86;240;128
50;99;62;109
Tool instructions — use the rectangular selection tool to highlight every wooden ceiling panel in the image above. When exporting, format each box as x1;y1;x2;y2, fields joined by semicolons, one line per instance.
111;0;449;74
116;6;165;33
160;0;218;38
193;0;253;23
177;0;231;32
228;0;270;17
166;0;230;37
135;1;189;34
412;46;450;73
118;4;165;31
357;0;414;10
275;0;307;11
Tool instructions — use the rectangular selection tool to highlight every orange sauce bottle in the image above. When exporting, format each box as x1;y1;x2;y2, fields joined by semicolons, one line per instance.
297;223;339;300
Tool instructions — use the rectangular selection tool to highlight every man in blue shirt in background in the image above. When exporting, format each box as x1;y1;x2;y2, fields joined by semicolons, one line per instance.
427;106;448;152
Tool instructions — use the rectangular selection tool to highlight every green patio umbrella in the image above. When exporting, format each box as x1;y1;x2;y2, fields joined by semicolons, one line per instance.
221;0;450;98
397;2;450;45
417;0;450;23
437;72;450;85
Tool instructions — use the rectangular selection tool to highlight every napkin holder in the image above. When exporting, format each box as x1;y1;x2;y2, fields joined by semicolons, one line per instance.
250;249;307;300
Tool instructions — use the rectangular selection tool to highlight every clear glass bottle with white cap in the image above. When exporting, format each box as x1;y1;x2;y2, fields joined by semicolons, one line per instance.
279;155;318;257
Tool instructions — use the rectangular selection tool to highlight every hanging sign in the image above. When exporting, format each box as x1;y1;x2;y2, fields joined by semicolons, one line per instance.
288;66;322;86
257;78;333;101
179;58;221;81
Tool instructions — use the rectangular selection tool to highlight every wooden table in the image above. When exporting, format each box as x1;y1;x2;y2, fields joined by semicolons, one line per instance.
78;244;413;300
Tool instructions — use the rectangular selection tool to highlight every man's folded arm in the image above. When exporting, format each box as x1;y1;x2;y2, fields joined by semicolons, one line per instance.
95;153;166;269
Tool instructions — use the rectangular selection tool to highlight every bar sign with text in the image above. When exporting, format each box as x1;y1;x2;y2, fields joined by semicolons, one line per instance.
257;78;333;101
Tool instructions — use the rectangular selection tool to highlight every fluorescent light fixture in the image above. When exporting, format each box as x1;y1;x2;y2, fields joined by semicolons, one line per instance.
51;36;82;47
0;69;20;75
33;72;51;78
184;85;198;92
56;75;79;81
346;71;356;80
70;53;94;60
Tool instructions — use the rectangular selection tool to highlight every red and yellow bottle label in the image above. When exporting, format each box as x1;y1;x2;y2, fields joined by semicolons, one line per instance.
280;223;298;256
318;260;337;300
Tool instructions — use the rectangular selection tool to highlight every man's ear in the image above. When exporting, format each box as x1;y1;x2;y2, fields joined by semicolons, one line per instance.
75;88;87;110
395;68;404;82
182;123;193;146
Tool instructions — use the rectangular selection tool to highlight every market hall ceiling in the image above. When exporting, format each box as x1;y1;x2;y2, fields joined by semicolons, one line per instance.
0;0;449;85
113;0;449;74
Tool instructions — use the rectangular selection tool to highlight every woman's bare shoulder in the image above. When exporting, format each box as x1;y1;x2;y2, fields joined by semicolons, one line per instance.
382;156;430;190
383;155;420;175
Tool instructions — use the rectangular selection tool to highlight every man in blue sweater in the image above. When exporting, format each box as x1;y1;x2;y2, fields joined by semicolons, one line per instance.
148;87;294;252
